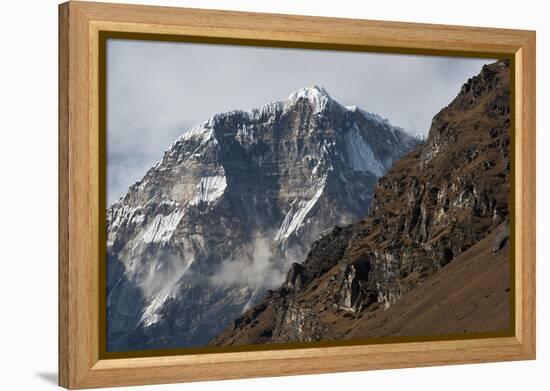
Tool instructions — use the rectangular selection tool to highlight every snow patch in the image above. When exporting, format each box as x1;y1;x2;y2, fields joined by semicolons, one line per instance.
247;101;285;121
275;177;326;244
190;174;227;206
287;85;331;114
174;117;219;150
107;204;144;247
142;210;184;244
345;125;385;177
140;292;171;327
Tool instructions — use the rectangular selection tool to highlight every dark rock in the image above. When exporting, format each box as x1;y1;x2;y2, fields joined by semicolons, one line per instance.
492;221;510;252
285;263;305;290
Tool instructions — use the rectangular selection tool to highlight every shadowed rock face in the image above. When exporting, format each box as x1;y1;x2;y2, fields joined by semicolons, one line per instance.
210;60;511;347
106;86;419;351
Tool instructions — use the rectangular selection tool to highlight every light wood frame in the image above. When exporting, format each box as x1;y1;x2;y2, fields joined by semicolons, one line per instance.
59;1;536;389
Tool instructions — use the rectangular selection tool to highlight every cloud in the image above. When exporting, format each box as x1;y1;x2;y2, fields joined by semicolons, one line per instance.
209;234;300;291
138;253;190;300
107;39;495;204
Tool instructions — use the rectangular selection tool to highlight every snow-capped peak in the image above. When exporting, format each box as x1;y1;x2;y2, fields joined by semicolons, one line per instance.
287;85;331;100
171;86;421;160
286;85;332;114
174;86;334;146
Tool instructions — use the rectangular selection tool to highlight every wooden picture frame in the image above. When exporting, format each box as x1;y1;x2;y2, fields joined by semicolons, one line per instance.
59;1;536;389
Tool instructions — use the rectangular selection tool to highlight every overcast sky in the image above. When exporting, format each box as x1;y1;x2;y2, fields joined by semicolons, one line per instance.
107;39;495;205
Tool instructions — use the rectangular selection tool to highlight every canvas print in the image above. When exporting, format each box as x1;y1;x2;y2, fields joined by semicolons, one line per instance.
105;40;511;352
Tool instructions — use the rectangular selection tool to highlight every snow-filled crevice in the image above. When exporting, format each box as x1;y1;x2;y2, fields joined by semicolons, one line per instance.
141;210;185;245
345;125;385;177
189;174;227;206
274;177;326;244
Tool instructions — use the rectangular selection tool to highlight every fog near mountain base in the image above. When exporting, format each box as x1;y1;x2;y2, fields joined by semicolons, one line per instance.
138;251;194;300
209;234;302;291
107;39;495;204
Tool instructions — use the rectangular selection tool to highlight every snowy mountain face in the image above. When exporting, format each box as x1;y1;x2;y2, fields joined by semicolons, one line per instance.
106;85;420;351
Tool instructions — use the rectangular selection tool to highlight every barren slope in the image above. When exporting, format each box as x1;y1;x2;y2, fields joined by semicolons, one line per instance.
342;225;511;339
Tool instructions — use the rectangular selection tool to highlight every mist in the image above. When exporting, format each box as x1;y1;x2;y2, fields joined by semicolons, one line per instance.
209;235;301;292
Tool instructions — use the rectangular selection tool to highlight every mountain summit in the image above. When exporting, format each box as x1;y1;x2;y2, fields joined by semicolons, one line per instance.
106;87;419;351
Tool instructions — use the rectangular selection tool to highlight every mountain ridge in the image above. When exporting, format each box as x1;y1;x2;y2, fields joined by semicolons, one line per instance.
106;85;419;351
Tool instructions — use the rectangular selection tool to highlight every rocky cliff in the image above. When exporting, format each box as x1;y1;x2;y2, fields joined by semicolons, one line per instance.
210;60;511;346
106;86;419;351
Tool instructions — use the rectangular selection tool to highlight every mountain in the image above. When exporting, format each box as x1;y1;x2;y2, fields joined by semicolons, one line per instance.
106;85;419;351
210;60;511;346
